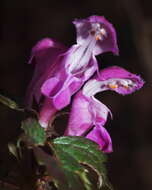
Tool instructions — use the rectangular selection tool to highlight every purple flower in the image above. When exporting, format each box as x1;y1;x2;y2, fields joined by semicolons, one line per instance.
26;15;118;128
26;38;67;127
65;66;144;152
64;91;112;153
26;38;67;107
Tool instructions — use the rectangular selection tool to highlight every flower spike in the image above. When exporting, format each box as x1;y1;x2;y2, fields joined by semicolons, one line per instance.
65;66;144;152
26;16;119;128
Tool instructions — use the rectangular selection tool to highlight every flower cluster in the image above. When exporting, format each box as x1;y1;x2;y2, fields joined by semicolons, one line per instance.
26;15;144;153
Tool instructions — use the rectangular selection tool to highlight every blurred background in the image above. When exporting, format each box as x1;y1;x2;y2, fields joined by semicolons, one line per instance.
0;0;151;189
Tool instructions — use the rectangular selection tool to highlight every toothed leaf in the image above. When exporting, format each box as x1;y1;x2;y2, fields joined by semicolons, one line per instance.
21;118;46;146
50;136;112;189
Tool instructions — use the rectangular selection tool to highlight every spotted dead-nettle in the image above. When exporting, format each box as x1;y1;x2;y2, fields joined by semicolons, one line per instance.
65;66;144;152
26;15;118;128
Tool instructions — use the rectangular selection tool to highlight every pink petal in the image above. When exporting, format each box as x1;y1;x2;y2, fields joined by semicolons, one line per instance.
26;38;67;107
65;92;111;136
97;66;145;95
73;15;119;55
64;92;92;136
86;125;113;153
39;98;57;128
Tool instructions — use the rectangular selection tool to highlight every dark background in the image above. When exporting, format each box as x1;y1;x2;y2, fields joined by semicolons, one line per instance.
0;0;152;189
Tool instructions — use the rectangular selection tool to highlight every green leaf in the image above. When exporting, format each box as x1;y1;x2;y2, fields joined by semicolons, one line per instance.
52;146;92;190
21;118;46;146
33;146;88;190
0;94;24;111
51;136;111;190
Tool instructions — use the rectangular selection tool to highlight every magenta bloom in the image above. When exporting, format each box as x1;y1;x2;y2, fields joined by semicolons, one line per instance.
26;15;118;128
65;66;144;152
